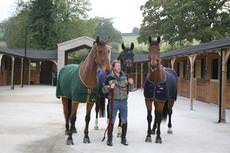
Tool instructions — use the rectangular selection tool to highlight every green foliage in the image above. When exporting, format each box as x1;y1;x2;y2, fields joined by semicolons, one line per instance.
132;27;139;35
93;17;122;43
139;0;230;46
68;48;90;64
3;0;94;49
4;9;31;48
122;35;147;52
29;0;56;49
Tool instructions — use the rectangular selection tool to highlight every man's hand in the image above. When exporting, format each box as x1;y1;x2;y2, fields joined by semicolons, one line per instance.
128;78;134;84
110;83;116;89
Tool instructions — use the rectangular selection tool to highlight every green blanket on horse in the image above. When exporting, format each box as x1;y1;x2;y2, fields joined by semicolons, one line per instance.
56;64;98;103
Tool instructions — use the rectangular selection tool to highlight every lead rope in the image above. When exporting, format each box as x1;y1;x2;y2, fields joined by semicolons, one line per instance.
102;88;114;142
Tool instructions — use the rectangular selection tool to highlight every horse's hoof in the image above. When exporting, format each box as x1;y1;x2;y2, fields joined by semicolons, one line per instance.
155;137;162;144
83;136;91;143
65;130;69;135
70;127;77;133
66;137;74;145
145;136;152;143
94;126;99;130
167;128;173;134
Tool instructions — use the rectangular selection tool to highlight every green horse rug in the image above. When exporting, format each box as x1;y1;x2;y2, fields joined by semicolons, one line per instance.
56;64;98;103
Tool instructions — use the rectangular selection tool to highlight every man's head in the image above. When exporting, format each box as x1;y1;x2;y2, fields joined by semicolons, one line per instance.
111;60;121;74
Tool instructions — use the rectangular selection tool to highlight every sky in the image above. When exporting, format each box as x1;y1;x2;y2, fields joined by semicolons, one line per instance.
0;0;147;33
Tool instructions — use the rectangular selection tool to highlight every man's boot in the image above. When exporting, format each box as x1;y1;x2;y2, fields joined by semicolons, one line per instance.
107;124;114;146
121;123;128;145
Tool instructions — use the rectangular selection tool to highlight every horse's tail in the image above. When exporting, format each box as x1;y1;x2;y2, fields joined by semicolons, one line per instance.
99;96;106;117
96;95;106;117
162;100;168;121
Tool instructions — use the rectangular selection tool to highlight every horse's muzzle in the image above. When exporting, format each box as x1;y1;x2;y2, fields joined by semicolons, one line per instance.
150;64;157;70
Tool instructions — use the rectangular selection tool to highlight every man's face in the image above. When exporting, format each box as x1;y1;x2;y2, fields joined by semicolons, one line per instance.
113;62;121;73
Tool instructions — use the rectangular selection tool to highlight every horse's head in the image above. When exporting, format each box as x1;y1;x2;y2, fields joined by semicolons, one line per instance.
118;42;135;74
148;36;161;72
93;36;111;73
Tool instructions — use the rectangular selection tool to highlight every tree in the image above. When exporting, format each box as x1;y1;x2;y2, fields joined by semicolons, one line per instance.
4;8;32;48
3;0;94;49
93;17;122;42
93;17;122;50
139;0;230;46
53;0;95;43
132;27;139;35
29;0;56;49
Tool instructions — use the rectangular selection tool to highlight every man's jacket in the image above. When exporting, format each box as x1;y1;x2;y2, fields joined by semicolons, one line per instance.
103;71;134;101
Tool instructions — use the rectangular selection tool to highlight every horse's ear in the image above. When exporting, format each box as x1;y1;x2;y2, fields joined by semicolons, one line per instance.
96;36;100;43
121;43;125;50
130;42;134;50
148;36;152;44
157;36;161;43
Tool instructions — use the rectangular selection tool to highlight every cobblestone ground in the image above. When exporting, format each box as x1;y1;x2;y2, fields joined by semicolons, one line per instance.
0;85;230;153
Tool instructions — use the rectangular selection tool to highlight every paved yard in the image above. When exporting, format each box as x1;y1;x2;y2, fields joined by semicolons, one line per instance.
0;85;229;153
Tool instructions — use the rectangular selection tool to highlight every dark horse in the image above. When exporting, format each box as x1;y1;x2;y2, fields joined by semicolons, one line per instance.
56;36;110;145
144;36;177;143
94;42;135;137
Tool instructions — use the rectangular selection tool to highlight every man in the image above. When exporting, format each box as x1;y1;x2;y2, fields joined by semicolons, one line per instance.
103;60;134;146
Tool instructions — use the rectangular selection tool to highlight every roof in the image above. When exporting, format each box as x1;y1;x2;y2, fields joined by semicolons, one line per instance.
57;36;95;50
0;37;229;62
111;52;148;63
0;47;57;60
161;37;230;59
57;36;111;51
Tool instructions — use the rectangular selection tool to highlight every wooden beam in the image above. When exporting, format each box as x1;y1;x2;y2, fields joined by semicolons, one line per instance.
20;58;24;87
0;54;3;68
28;59;31;85
10;56;15;90
219;49;226;122
170;56;176;70
141;63;143;88
188;54;197;110
135;63;138;88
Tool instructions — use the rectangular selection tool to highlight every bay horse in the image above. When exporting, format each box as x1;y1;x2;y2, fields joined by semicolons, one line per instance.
56;36;110;145
94;42;135;137
144;36;177;143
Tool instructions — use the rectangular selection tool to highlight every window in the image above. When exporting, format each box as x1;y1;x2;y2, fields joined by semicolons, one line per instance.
201;58;206;79
227;58;230;79
193;62;196;78
183;61;186;78
183;61;189;79
30;62;37;70
176;62;180;76
211;58;219;79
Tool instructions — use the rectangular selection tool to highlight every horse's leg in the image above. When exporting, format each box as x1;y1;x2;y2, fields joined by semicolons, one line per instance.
83;102;94;143
145;100;153;142
117;112;122;137
154;101;164;144
94;96;100;130
68;98;77;133
66;102;79;145
62;97;70;135
151;114;157;135
167;100;174;134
